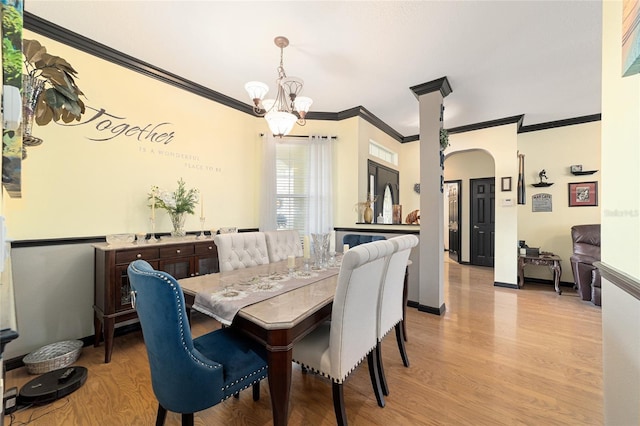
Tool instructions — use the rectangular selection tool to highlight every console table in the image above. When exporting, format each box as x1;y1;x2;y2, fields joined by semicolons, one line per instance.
93;238;219;363
518;253;562;294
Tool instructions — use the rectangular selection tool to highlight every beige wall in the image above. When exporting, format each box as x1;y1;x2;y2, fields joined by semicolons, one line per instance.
7;31;260;239
601;1;640;424
445;124;519;286
517;122;601;282
5;31;370;241
412;121;601;284
399;141;420;214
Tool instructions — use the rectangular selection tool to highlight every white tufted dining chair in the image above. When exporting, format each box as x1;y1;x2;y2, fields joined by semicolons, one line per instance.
292;238;394;425
263;230;303;263
374;234;419;397
213;232;270;272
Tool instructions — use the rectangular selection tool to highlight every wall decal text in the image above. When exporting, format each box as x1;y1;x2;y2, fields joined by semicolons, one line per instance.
63;106;176;144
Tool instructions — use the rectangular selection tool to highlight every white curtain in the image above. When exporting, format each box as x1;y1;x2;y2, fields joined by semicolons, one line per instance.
259;134;334;235
259;134;277;231
306;135;333;234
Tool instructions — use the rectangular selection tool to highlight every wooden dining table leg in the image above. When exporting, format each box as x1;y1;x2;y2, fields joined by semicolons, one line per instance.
267;347;293;426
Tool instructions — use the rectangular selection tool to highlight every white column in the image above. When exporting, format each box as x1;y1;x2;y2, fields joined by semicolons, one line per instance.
412;78;451;314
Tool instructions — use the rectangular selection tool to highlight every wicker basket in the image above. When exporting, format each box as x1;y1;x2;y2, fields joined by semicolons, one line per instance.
23;340;83;375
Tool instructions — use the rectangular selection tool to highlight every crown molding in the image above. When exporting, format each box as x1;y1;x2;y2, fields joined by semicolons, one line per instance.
447;115;525;134
518;114;601;133
24;12;601;144
24;12;253;114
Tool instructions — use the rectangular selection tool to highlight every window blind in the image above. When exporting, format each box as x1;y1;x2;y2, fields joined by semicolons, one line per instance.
276;141;309;235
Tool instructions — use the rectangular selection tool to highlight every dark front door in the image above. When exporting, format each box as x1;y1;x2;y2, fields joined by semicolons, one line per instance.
445;180;462;263
470;177;495;267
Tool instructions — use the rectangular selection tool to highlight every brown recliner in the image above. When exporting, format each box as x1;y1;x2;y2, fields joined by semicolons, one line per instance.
570;224;601;305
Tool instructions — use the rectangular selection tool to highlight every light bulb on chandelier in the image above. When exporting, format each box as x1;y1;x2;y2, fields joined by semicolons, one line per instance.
245;36;313;137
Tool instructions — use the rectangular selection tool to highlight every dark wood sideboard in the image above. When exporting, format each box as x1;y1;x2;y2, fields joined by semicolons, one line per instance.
93;238;219;363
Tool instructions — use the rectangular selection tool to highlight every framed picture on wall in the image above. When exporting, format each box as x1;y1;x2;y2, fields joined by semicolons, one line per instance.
501;177;512;192
568;181;598;207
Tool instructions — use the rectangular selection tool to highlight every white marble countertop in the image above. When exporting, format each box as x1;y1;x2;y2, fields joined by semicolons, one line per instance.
180;258;338;329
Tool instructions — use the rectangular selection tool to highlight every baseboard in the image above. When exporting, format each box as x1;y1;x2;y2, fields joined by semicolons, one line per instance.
407;300;446;315
494;282;519;289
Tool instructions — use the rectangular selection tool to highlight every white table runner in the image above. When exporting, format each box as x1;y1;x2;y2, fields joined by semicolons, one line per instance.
192;261;340;325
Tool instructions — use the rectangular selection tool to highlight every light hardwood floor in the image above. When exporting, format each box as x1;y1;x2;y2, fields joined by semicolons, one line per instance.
4;260;603;425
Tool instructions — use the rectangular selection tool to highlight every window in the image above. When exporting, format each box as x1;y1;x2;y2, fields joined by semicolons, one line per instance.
276;142;309;235
369;139;398;166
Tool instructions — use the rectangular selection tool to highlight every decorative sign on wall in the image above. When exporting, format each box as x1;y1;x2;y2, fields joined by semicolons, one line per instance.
532;193;552;212
63;106;176;144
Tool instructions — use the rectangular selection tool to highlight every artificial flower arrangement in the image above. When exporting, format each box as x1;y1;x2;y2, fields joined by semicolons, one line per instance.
148;178;199;236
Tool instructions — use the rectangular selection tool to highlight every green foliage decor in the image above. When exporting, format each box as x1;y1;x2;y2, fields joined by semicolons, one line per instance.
149;178;199;215
440;128;450;151
22;39;86;125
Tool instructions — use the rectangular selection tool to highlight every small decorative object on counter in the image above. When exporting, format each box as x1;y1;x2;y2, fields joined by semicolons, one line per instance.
148;178;199;237
405;209;420;225
392;205;402;224
363;200;373;223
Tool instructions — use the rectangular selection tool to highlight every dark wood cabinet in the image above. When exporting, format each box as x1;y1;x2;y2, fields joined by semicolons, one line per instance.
93;239;219;363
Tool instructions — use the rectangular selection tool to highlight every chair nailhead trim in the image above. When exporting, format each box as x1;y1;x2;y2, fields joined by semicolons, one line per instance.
131;265;221;371
292;344;377;384
219;367;268;402
221;365;268;391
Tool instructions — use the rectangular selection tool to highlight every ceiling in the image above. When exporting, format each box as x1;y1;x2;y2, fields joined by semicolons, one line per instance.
24;1;603;138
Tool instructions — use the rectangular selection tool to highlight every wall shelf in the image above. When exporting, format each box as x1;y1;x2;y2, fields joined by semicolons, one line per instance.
571;170;598;176
531;182;554;187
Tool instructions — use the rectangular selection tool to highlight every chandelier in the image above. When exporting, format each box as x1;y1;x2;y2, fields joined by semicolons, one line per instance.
245;36;313;137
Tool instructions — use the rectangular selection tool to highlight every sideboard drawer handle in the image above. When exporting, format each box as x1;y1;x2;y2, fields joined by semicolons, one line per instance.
208;246;213;250
176;249;181;254
136;254;142;259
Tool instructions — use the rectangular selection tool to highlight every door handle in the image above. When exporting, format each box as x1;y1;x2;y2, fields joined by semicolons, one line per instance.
473;225;479;229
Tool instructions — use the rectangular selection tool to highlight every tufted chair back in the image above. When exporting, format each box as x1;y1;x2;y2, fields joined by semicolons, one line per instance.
379;235;418;340
214;232;270;272
292;238;395;421
370;234;419;399
328;238;395;381
264;230;303;262
127;260;268;425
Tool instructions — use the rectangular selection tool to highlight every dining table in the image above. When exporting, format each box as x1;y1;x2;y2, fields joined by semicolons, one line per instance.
179;257;341;426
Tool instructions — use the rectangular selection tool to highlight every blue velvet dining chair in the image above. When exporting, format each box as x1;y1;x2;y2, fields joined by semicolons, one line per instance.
342;234;386;249
127;260;268;426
